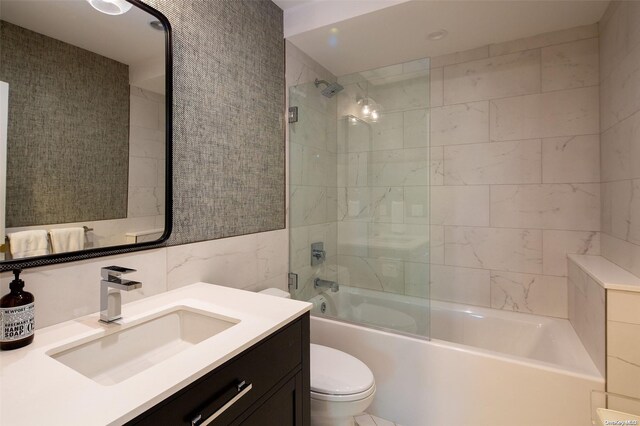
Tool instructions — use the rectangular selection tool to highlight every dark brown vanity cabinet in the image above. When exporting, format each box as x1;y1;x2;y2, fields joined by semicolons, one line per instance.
126;313;310;426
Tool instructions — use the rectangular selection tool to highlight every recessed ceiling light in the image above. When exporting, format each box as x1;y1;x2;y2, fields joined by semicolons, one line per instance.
86;0;132;15
427;29;448;41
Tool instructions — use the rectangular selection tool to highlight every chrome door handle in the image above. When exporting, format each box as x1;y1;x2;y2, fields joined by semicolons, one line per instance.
191;381;253;426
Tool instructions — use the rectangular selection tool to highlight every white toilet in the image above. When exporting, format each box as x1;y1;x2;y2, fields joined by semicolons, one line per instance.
259;288;376;426
310;343;376;426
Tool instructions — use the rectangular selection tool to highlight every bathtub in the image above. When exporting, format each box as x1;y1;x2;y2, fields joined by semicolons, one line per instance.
310;286;604;426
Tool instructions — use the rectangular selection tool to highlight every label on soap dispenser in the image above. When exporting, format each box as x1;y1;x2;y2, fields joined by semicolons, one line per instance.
0;304;35;341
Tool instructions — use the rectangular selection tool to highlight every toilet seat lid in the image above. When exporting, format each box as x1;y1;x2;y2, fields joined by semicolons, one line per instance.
310;344;375;396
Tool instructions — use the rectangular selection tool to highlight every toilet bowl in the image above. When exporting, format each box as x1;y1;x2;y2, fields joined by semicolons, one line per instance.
258;289;376;426
310;343;376;426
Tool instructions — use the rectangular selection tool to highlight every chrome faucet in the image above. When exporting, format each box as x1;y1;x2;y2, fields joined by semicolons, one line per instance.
314;278;339;292
100;266;142;323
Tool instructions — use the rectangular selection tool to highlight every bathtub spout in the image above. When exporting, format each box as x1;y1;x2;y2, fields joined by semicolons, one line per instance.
314;278;339;292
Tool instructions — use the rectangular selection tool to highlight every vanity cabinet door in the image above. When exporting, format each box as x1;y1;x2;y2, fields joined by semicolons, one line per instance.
234;372;303;426
126;313;309;426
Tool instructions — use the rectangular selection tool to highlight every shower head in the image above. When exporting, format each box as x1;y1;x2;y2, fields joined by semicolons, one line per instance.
314;78;344;98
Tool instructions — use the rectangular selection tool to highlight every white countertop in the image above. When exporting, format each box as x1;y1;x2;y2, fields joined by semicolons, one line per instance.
0;283;311;426
569;254;640;293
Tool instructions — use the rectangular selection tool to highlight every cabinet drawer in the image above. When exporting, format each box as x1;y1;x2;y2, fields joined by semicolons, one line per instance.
128;319;302;426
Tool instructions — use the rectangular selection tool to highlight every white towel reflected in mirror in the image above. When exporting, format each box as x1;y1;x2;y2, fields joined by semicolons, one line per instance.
49;228;85;253
7;230;49;259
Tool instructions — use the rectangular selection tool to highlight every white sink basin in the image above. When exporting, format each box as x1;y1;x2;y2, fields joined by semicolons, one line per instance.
48;307;239;385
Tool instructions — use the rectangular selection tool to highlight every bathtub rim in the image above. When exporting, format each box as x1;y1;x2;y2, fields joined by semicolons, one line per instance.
310;314;604;384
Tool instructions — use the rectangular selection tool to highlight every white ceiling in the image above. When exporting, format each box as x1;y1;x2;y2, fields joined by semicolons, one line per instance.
286;0;610;76
1;0;166;92
273;0;316;10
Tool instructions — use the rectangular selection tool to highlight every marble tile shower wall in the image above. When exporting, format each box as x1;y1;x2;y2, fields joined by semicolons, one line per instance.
335;61;431;298
599;1;640;279
430;24;601;318
127;86;166;230
287;42;339;301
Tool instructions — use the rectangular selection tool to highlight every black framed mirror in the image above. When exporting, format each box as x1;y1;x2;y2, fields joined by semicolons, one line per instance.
0;0;172;271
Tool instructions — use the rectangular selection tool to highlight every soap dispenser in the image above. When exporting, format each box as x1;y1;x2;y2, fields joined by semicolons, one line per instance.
1;269;35;350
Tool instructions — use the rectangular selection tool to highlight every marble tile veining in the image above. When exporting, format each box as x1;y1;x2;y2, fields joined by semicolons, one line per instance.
568;259;605;374
430;186;490;226
542;135;600;183
444;50;541;104
431;101;489;146
491;271;567;318
403;109;429;149
431;45;489;69
543;230;600;276
369;148;429;187
444;140;541;185
430;225;445;265
490;86;599;141
541;38;599;92
601;233;640;279
489;24;598;57
600;42;640;132
430;264;491;307
444;226;543;274
429;67;444;107
600;110;640;182
490;183;601;231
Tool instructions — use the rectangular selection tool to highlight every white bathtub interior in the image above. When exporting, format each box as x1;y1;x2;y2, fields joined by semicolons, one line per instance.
316;285;601;379
311;308;604;426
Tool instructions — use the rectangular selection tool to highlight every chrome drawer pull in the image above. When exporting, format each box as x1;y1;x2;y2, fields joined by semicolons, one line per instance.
191;381;253;426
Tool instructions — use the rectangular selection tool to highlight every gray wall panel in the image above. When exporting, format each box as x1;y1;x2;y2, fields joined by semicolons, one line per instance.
0;21;130;227
147;0;285;245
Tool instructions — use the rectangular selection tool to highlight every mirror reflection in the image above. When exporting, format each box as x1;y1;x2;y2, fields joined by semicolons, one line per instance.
0;0;168;261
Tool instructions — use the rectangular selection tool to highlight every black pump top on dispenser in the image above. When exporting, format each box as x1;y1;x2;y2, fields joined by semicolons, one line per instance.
9;269;25;292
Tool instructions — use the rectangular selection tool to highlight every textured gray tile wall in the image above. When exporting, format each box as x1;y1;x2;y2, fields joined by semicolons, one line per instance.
0;21;129;227
146;0;285;245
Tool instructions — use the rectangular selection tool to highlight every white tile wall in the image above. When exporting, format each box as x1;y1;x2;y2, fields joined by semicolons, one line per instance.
600;41;640;132
489;183;600;230
430;186;490;226
541;38;599;92
444;140;541;185
542;135;600;183
600;1;640;280
430;101;489;146
490;86;599;141
488;24;598;57
443;50;541;104
490;271;567;318
429;264;490;307
543;230;599;276
567;258;605;375
430;45;489;69
128;87;165;225
444;227;543;274
0;229;288;329
608;290;640;401
430;24;601;317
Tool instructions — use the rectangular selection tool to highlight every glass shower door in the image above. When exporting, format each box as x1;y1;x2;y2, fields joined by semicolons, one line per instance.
289;58;430;339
